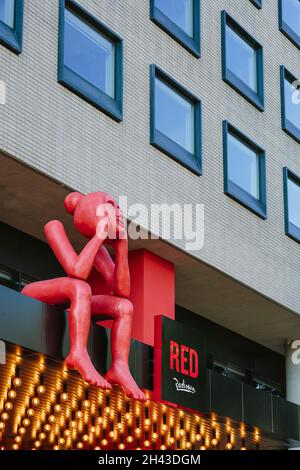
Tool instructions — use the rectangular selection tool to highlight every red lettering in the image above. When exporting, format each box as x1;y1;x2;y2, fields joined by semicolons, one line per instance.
169;341;179;372
189;348;199;378
181;345;189;375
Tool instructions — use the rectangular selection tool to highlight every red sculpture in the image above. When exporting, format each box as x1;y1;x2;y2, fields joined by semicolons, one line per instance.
22;191;146;401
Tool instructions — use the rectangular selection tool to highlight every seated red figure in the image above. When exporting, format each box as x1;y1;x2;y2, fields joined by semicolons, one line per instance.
22;191;146;401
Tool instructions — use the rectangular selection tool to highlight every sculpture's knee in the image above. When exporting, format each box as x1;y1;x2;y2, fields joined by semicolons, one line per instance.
116;299;134;319
69;279;92;304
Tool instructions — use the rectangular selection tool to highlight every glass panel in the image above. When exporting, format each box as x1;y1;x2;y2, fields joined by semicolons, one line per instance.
227;132;260;199
226;24;257;92
155;0;193;36
155;77;194;153
284;77;300;130
64;9;115;98
288;177;300;228
282;0;300;38
0;0;15;28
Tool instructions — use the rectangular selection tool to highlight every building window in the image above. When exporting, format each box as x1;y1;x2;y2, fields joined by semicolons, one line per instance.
58;0;123;122
150;65;201;175
221;11;264;111
213;361;246;383
281;66;300;143
249;0;262;8
283;168;300;243
0;0;23;54
279;0;300;49
223;121;267;219
150;0;200;57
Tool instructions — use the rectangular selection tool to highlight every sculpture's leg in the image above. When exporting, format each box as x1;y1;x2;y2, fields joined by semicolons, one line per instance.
22;278;111;389
92;295;146;401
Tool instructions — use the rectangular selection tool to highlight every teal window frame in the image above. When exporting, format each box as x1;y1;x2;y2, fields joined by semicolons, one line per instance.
250;0;262;8
223;121;267;219
280;65;300;144
58;0;123;122
150;0;200;57
221;11;264;111
150;65;202;175
279;0;300;50
283;167;300;243
0;0;23;54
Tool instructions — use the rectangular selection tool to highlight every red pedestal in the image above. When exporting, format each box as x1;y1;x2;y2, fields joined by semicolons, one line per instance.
129;249;175;346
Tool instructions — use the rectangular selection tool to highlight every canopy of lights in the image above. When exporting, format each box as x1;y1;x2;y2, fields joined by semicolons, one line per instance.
0;344;284;450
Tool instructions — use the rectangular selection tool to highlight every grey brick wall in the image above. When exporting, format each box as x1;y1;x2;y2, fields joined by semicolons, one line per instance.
0;0;300;316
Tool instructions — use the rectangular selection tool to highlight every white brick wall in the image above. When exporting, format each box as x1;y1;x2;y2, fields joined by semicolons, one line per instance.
0;0;300;316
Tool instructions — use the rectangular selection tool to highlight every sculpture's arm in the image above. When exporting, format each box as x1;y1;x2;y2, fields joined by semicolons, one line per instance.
44;220;107;281
93;246;115;290
113;238;130;298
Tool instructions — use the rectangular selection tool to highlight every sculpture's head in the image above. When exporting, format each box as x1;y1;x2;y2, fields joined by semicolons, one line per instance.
64;191;122;239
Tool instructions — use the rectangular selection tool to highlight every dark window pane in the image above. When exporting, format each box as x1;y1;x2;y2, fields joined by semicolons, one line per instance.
227;133;259;199
284;77;300;130
155;77;194;153
0;0;15;28
226;25;257;92
155;0;193;36
64;8;115;98
282;0;300;38
288;177;300;228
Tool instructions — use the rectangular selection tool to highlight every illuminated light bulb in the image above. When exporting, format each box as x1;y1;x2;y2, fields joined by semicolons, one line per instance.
32;397;40;407
105;407;110;415
226;442;233;450
97;417;103;425
144;440;151;448
23;418;30;427
15;436;22;443
94;446;101;450
59;437;65;445
39;433;46;441
136;447;142;450
70;420;77;429
77;442;84;449
0;447;5;450
211;438;219;447
196;434;201;442
108;431;115;439
125;413;131;421
19;427;26;435
64;429;70;437
1;412;9;421
76;410;83;419
27;408;34;417
44;423;51;432
60;392;68;402
101;439;108;447
126;436;134;443
48;415;55;423
82;434;89;442
34;441;41;449
12;444;19;450
5;402;13;411
37;385;45;395
152;432;158;441
160;445;166;450
8;390;17;400
169;437;175;445
82;400;90;409
13;377;22;388
135;428;141;437
179;429;185;437
90;426;96;434
0;422;5;430
162;424;168;432
53;445;59;451
117;422;123;431
144;418;151;427
118;443;125;450
186;442;192;449
200;445;207;451
54;404;61;413
240;446;247;451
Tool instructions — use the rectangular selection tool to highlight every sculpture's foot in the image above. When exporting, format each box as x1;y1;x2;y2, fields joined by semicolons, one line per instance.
105;363;147;401
65;350;111;389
